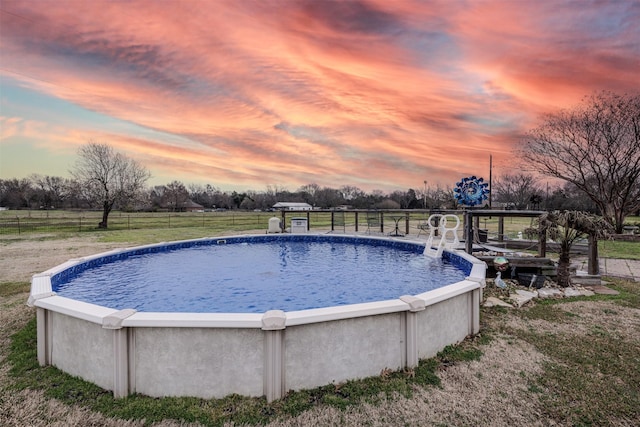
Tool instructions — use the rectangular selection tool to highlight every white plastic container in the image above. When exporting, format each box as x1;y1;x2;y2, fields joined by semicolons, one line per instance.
290;217;308;233
267;217;281;233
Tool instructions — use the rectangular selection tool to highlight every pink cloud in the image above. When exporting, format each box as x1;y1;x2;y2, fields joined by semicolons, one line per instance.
1;0;638;191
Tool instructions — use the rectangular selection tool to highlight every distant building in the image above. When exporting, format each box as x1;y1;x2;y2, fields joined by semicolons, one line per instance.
272;202;313;211
183;200;205;212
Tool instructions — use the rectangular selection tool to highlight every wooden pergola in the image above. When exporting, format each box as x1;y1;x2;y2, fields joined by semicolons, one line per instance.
464;209;600;276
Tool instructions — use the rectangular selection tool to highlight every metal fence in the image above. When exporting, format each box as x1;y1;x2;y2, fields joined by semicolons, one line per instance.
0;211;276;234
0;210;432;235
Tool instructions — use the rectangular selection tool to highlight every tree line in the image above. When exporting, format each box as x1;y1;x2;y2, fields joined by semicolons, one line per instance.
0;169;597;215
1;91;638;232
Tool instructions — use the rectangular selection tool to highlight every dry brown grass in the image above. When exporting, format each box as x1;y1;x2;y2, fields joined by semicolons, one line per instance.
0;293;205;427
259;337;550;427
504;300;640;342
1;233;638;426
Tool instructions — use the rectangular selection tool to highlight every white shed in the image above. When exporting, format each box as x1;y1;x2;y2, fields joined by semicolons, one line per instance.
272;202;313;211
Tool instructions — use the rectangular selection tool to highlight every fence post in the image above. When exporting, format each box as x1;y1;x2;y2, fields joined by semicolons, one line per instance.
588;235;599;275
465;211;473;254
79;217;82;232
404;212;409;235
17;217;21;235
538;224;547;258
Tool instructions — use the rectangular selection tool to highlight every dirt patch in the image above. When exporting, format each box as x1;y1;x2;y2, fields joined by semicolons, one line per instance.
0;234;125;283
505;300;640;342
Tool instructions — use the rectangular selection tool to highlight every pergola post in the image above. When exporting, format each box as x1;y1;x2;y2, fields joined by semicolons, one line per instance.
538;224;547;257
588;234;600;275
465;211;473;254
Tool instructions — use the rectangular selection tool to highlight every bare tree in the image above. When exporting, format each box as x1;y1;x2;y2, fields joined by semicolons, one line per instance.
71;142;150;228
492;173;540;209
30;174;71;209
546;182;597;212
518;91;640;233
339;185;364;201
426;185;458;210
388;189;420;209
0;178;34;208
163;180;189;212
149;185;166;210
314;187;343;208
298;183;320;206
188;183;220;209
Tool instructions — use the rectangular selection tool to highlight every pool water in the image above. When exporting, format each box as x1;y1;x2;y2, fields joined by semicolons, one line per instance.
53;240;466;313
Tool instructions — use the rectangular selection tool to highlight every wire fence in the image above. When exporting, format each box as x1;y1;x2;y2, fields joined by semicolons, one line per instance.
0;211;277;234
0;210;435;236
1;209;557;240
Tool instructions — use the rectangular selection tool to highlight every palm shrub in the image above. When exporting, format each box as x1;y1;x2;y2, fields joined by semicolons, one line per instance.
536;210;613;287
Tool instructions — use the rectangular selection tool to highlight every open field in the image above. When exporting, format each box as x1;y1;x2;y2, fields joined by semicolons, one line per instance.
2;210;638;260
1;228;639;426
0;209;567;237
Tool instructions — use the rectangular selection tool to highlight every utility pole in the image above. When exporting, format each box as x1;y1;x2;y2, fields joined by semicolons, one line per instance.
423;180;427;209
489;154;493;209
546;181;549;210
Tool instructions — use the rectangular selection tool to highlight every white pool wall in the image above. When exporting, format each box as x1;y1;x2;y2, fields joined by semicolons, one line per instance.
28;234;486;402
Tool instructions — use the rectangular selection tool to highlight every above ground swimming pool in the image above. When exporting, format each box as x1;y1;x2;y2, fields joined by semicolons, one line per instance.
52;236;467;313
29;233;486;401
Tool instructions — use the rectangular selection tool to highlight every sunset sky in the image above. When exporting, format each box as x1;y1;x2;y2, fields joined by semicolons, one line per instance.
1;0;638;193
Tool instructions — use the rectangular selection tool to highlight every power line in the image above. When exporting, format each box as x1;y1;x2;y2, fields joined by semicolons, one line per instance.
0;8;37;24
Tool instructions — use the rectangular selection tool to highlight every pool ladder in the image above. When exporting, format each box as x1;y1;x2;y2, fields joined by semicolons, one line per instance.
423;214;460;258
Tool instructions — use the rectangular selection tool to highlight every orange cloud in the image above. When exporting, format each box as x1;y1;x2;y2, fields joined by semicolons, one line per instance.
1;0;638;191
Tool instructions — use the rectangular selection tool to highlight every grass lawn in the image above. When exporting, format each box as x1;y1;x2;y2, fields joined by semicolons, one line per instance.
481;278;640;426
1;223;639;426
3;276;638;426
599;239;640;259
